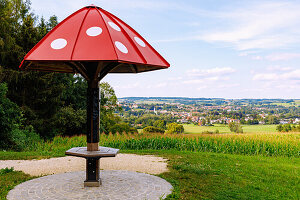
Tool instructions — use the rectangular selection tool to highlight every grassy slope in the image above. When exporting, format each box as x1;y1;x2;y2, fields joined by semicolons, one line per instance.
0;150;299;200
157;150;300;200
0;170;34;200
183;124;277;134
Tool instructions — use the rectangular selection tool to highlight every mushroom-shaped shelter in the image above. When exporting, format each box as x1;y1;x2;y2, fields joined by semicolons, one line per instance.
19;5;169;75
19;5;170;187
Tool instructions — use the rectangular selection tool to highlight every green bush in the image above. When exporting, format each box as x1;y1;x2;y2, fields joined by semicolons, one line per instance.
202;129;220;134
228;122;243;133
166;123;184;134
153;120;166;130
10;128;41;151
277;124;300;132
143;126;165;134
202;131;214;134
51;106;86;137
0;83;23;150
109;123;137;134
0;167;14;175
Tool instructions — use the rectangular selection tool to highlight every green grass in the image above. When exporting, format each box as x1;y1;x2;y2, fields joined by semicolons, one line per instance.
183;124;277;134
0;151;55;160
242;124;277;133
159;150;300;199
184;124;230;134
271;101;300;107
0;150;299;200
0;168;34;200
294;100;300;105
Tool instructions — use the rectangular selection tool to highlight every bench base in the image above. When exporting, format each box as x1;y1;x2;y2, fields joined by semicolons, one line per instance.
66;146;119;187
84;180;101;187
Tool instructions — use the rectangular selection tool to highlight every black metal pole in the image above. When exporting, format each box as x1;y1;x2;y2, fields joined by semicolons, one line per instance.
86;80;100;146
85;80;101;186
83;62;117;186
84;61;101;186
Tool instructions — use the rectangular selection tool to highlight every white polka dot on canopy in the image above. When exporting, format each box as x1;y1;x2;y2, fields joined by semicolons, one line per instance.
108;22;121;31
86;27;102;36
115;41;128;54
134;36;146;47
50;38;67;50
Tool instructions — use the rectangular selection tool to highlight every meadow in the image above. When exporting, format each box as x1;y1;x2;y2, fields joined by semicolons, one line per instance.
183;124;277;134
1;132;299;199
271;100;300;107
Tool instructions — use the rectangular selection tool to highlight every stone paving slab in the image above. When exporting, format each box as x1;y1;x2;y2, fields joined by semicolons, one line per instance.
7;170;173;200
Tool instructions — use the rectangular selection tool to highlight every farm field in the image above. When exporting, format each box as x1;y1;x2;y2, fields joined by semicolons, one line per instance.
271;100;300;107
1;133;299;199
183;124;277;134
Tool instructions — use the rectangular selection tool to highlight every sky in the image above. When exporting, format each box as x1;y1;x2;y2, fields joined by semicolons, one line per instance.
30;0;300;99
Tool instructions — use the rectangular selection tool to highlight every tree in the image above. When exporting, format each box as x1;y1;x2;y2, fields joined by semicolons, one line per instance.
109;123;137;134
153;120;166;130
166;123;184;134
51;106;86;136
0;0;69;138
100;82;123;134
276;124;283;132
0;83;22;148
228;122;243;133
0;82;40;150
143;126;165;134
264;115;279;125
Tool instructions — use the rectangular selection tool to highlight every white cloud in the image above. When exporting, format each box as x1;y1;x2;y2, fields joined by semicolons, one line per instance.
217;83;239;89
183;67;235;89
199;2;300;50
186;67;236;77
265;53;300;61
266;66;292;71
253;69;300;81
167;77;182;81
253;73;278;81
114;82;141;89
251;56;263;60
281;70;300;80
183;79;204;84
147;82;168;89
197;86;208;91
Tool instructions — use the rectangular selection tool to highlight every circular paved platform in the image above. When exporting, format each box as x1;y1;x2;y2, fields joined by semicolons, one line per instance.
7;170;173;200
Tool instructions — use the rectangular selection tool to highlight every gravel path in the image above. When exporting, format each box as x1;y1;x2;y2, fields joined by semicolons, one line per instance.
0;154;169;176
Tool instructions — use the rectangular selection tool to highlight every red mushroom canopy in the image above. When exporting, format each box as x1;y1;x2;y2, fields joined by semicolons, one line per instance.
19;5;170;79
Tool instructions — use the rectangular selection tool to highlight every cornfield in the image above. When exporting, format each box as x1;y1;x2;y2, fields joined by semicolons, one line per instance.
27;132;300;157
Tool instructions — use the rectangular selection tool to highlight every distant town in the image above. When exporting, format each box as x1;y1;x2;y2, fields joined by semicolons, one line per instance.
118;97;300;128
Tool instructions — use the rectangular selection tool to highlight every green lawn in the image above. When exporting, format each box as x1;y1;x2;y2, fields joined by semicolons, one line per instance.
1;150;299;200
0;168;34;200
0;151;54;160
183;124;277;134
159;150;300;200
